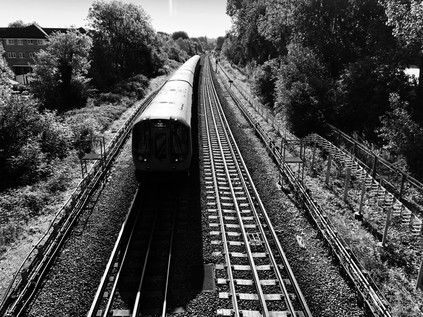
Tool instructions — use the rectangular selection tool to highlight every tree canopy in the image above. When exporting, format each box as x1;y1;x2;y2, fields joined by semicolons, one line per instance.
30;29;92;111
171;31;189;40
222;0;423;178
87;0;163;89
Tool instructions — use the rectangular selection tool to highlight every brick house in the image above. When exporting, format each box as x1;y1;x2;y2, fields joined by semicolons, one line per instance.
0;24;85;84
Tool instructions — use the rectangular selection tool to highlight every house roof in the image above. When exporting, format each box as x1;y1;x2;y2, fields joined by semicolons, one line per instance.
0;24;48;38
0;24;86;39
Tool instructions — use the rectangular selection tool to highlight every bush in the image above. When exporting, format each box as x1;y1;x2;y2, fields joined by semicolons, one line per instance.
39;110;73;159
252;59;278;108
0;99;45;188
65;116;102;158
112;74;149;99
95;92;122;105
7;142;48;184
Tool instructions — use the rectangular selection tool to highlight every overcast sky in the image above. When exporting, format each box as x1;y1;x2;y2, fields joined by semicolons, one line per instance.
0;0;232;38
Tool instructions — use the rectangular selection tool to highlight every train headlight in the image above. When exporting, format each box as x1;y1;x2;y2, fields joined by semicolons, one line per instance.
173;156;184;162
138;156;149;162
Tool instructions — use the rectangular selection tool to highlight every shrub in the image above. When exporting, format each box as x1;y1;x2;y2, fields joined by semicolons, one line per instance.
66;116;102;158
112;74;149;99
0;99;45;188
96;92;122;105
252;59;278;108
39;110;73;159
7;142;48;184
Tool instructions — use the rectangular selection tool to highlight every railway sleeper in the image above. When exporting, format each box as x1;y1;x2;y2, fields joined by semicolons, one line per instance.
217;308;305;317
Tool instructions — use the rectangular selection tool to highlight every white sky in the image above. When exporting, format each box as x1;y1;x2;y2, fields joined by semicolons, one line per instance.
0;0;232;38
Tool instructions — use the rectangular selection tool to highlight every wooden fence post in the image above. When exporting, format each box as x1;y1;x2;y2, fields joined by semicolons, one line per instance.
416;260;423;290
358;181;366;218
382;208;391;247
344;167;351;201
326;153;332;185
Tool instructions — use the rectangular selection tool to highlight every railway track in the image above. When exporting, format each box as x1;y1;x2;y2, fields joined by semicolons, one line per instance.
87;180;192;317
215;59;391;317
202;57;312;316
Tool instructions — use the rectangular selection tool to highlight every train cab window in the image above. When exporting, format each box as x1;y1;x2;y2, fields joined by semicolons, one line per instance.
135;123;150;155
171;124;188;155
155;133;168;160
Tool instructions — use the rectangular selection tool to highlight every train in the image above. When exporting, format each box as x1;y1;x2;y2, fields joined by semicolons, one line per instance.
131;55;201;178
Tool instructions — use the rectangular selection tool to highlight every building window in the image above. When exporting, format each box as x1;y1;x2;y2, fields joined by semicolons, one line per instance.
6;39;15;45
7;52;17;58
17;39;23;45
19;52;25;58
36;39;45;45
27;39;34;45
29;52;35;58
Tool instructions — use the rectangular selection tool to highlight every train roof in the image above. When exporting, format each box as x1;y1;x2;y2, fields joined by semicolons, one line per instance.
168;55;200;86
134;55;200;126
137;80;193;125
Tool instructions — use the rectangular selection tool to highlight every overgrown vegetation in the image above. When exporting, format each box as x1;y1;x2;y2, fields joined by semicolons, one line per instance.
222;0;423;179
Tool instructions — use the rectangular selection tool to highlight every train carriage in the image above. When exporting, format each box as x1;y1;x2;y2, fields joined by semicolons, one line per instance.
132;55;200;177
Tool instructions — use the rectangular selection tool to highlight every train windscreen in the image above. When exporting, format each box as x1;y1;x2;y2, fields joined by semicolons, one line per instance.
155;132;168;160
136;123;150;156
171;124;188;155
171;123;188;160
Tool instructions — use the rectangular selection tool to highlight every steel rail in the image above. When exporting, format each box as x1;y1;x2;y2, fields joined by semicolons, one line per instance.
100;196;147;317
160;206;177;317
208;57;312;317
86;188;141;317
131;213;158;317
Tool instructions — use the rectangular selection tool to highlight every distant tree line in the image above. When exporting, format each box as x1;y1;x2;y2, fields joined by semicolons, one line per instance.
222;0;423;178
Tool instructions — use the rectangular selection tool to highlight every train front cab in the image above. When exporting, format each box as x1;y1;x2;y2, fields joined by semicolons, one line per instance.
132;118;192;178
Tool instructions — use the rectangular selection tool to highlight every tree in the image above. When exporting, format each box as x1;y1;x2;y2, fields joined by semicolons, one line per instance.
252;58;279;108
275;43;333;137
382;0;423;120
0;43;14;100
30;29;92;111
171;31;189;40
226;0;278;65
8;20;31;28
215;36;225;52
333;57;410;141
221;34;245;65
379;93;423;178
88;0;163;89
